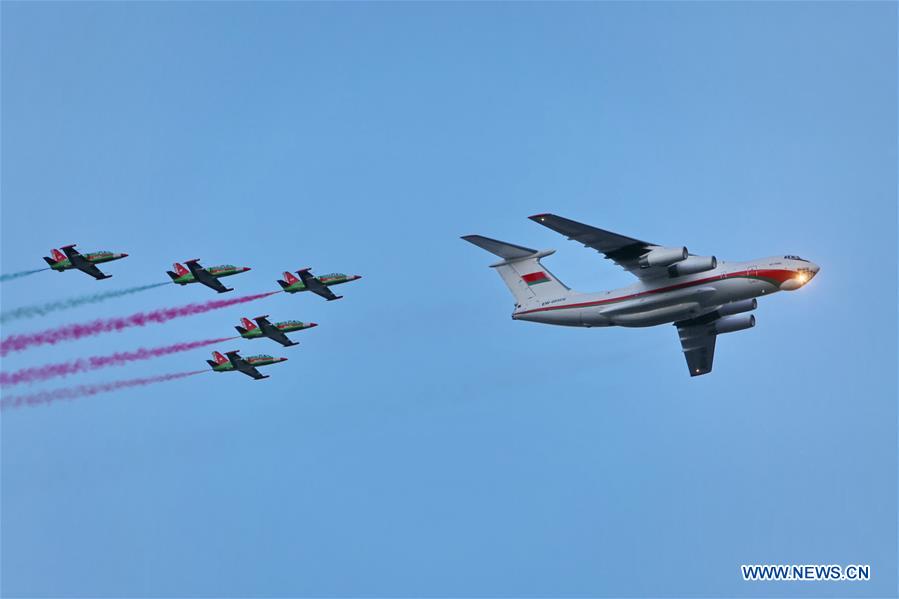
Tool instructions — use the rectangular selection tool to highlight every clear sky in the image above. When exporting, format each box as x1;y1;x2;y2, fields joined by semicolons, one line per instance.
1;2;895;597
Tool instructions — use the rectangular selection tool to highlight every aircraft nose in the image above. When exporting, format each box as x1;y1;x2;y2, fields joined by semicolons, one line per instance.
308;322;318;328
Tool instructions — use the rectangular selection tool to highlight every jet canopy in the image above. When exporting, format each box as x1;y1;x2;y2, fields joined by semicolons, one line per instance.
783;255;809;262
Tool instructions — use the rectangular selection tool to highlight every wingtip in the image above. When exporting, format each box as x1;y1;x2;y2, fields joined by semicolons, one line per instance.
528;213;553;222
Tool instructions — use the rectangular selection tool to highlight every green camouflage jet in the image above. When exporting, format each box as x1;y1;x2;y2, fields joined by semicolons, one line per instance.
167;259;251;293
277;267;362;301
43;245;128;280
206;350;287;380
236;315;317;347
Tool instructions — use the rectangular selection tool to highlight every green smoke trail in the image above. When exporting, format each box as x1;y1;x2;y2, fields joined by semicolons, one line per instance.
0;282;171;324
0;268;49;282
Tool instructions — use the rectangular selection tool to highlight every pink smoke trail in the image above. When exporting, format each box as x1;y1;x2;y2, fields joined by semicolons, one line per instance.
0;291;279;357
0;370;207;410
0;337;236;387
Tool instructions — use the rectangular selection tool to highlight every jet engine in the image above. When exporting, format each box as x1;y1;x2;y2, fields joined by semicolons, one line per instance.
714;314;755;335
718;298;757;316
639;246;688;268
667;256;717;277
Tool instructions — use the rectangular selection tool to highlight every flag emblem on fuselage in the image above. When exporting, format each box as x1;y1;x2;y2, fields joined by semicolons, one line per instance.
521;271;550;285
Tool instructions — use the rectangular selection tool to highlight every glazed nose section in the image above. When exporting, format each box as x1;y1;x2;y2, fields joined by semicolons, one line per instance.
787;263;820;290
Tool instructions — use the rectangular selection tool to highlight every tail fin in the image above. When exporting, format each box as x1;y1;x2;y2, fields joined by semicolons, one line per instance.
211;351;228;365
240;317;258;331
462;235;570;305
282;271;299;285
51;249;66;262
43;256;58;267
173;262;190;277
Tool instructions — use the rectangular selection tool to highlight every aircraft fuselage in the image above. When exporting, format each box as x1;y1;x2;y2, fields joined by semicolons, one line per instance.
513;256;819;328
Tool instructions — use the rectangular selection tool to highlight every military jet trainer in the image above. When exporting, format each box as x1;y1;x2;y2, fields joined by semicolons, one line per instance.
235;315;318;347
277;268;362;301
167;259;251;293
463;213;820;377
43;245;128;280
206;350;287;380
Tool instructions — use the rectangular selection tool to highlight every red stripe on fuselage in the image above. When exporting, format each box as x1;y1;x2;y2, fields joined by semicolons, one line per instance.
515;269;796;316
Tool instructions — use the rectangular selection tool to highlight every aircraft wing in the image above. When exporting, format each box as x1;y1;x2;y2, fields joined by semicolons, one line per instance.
675;314;719;377
185;260;233;293
529;214;668;281
297;269;342;301
256;317;298;347
61;245;111;279
225;351;268;380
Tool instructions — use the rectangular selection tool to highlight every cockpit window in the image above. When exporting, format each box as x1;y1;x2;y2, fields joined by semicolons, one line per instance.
783;255;808;262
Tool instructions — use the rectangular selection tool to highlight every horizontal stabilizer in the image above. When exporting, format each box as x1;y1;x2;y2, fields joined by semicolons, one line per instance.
461;235;538;260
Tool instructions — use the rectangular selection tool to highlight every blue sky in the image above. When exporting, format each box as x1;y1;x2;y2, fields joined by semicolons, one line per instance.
1;2;895;597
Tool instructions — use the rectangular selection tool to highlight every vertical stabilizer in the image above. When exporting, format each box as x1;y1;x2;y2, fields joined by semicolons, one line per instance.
462;235;570;305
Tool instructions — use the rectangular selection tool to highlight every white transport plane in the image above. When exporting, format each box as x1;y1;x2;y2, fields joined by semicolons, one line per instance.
463;213;820;376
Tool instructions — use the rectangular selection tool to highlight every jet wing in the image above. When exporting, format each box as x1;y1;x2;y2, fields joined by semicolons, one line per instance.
61;247;111;280
225;351;268;380
185;260;233;293
529;214;669;281
255;316;298;347
297;269;342;301
675;314;719;377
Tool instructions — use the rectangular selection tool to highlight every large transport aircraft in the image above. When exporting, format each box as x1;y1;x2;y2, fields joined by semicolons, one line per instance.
167;259;251;293
463;213;820;377
43;245;128;280
207;350;287;380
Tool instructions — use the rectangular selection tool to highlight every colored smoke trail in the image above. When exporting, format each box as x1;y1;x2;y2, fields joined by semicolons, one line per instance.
0;282;171;324
0;337;235;387
0;291;279;357
0;268;49;282
0;370;207;410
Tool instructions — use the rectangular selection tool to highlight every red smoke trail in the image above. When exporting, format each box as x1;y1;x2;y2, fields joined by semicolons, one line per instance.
0;337;235;387
0;291;278;357
0;370;207;411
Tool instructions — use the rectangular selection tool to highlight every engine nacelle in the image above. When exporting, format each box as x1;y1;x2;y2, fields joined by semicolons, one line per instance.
718;298;757;316
639;246;688;268
714;314;755;335
668;255;717;277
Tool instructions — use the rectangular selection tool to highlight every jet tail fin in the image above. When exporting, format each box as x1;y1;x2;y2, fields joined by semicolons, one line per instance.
462;235;570;305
